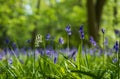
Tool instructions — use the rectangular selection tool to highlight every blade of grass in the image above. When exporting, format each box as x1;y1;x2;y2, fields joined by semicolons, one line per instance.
71;70;97;78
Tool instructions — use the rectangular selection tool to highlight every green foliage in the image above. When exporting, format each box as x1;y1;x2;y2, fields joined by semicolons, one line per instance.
0;0;120;47
0;48;119;79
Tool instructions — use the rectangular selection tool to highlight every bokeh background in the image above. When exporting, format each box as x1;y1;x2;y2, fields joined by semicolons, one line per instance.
0;0;120;48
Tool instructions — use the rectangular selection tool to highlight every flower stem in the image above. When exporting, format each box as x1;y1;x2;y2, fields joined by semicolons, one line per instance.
118;40;120;79
33;48;36;78
103;34;105;67
67;35;70;56
84;47;89;68
77;39;82;70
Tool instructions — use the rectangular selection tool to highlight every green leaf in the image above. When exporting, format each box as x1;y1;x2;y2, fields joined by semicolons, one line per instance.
71;70;97;78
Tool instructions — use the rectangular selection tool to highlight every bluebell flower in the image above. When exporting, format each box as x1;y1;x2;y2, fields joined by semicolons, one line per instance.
12;42;17;50
59;37;64;44
8;58;12;64
65;24;71;35
79;25;84;33
54;57;57;64
107;50;112;56
112;58;118;63
5;38;10;44
46;49;51;55
67;31;71;35
26;39;31;43
90;36;96;46
79;25;84;39
20;47;27;55
70;50;77;58
36;48;43;55
0;55;2;60
99;49;103;56
114;29;120;37
113;41;119;52
46;33;51;40
81;32;84;39
92;41;96;46
101;28;105;34
3;48;7;53
114;29;119;35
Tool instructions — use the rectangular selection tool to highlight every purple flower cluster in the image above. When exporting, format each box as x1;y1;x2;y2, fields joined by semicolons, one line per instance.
59;37;64;44
46;33;51;40
113;41;119;52
12;42;17;50
114;29;120;37
54;57;57;64
65;24;71;35
90;36;96;46
112;58;118;63
5;38;10;44
79;25;84;39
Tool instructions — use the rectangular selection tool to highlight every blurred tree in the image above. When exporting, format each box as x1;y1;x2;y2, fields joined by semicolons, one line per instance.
113;0;118;26
87;0;106;42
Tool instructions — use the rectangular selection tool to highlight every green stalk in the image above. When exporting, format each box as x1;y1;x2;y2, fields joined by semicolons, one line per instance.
43;40;46;79
118;40;120;79
93;47;95;62
33;49;35;78
32;47;36;78
6;45;9;66
67;35;70;55
77;39;82;70
103;34;105;67
84;48;89;68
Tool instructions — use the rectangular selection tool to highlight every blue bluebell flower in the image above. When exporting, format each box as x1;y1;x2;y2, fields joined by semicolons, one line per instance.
46;49;51;55
37;49;44;55
101;28;105;34
112;58;118;63
79;25;84;33
12;42;17;50
90;36;96;46
114;29;119;34
79;25;84;39
46;33;51;40
20;47;27;55
70;50;77;58
0;55;2;60
113;41;119;52
106;50;112;56
3;48;7;53
26;39;31;43
65;24;71;35
54;57;57;64
59;37;64;44
8;58;12;64
114;29;120;37
5;38;10;44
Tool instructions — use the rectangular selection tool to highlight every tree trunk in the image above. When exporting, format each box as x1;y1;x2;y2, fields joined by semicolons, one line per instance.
95;0;106;28
87;0;106;42
87;0;98;41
